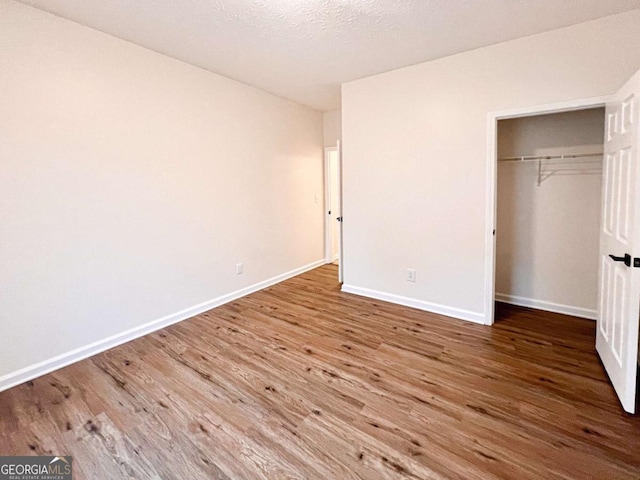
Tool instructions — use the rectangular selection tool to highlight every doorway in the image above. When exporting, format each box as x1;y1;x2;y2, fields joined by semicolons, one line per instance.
494;107;605;320
324;145;343;282
484;96;610;325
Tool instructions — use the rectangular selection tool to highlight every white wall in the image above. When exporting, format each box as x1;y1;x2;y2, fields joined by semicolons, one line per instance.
496;109;605;318
0;0;324;386
342;10;640;323
323;109;342;148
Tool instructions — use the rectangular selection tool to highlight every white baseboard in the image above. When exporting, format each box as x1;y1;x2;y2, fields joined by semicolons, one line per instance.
341;284;486;325
495;293;597;320
0;259;325;393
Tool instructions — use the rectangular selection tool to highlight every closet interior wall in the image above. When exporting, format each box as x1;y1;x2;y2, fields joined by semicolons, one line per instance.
496;108;605;319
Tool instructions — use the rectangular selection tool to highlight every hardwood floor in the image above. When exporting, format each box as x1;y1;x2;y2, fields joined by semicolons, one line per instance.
1;264;639;479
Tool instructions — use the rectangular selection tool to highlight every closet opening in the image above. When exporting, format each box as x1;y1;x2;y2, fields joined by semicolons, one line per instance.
493;107;605;322
485;96;616;327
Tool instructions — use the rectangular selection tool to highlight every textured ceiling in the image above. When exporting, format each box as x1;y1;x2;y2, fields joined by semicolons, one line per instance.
16;0;640;111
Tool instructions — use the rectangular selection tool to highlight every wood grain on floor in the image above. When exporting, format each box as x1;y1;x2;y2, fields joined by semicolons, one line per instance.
1;265;639;479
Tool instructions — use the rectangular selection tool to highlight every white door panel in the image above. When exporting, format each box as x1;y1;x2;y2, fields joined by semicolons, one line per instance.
337;140;344;284
597;69;640;413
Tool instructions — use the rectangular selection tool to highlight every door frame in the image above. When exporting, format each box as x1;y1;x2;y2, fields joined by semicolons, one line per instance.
484;95;611;325
324;146;338;264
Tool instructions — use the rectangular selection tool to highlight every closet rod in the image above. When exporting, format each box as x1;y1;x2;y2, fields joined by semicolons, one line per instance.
498;152;603;162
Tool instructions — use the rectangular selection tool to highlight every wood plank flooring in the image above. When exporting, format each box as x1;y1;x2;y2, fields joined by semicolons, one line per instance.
1;264;639;479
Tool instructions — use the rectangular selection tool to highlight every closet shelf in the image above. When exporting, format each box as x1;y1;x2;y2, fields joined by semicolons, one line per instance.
498;152;603;186
498;152;603;162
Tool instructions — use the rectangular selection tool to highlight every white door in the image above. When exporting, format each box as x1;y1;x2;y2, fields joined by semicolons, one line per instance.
324;145;344;283
597;69;640;413
329;152;340;261
337;140;344;283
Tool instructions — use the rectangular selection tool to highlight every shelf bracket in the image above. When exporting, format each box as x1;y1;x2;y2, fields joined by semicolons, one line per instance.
537;159;542;187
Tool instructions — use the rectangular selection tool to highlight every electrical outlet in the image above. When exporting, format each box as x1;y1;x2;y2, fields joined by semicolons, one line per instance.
407;269;416;282
236;263;244;275
314;194;320;204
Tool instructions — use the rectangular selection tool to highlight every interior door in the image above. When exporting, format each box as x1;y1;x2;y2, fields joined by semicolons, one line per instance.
597;68;640;413
337;140;344;284
328;151;340;262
